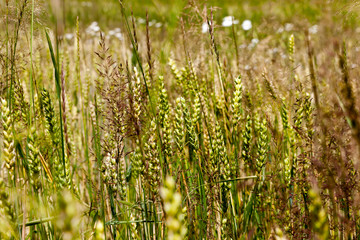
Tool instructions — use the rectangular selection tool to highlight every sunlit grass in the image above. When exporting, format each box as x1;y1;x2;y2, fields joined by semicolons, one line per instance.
0;0;360;239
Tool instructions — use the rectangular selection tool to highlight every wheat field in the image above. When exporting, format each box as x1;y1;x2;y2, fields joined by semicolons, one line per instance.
1;0;360;239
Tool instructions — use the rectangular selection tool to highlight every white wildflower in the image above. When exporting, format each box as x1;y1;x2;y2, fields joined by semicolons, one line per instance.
64;33;74;40
138;18;146;24
81;1;92;7
202;22;209;33
272;47;279;53
86;21;100;36
248;38;259;49
239;43;247;49
115;32;123;40
149;20;156;27
241;20;252;31
285;23;294;31
308;25;318;34
222;16;239;27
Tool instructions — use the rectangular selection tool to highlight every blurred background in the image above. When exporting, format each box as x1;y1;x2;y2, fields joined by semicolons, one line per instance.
1;0;358;33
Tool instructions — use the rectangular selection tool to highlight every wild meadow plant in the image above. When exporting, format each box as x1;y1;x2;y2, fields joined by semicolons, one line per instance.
1;0;360;239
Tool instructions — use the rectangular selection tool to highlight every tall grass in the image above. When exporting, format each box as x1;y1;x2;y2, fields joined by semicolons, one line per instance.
1;0;360;239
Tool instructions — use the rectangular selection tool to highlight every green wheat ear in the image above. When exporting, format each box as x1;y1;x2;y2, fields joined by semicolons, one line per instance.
288;34;295;63
308;189;330;239
160;176;187;240
168;58;182;86
0;177;16;237
41;89;59;145
255;117;268;173
183;99;198;150
28;126;41;190
94;220;105;240
118;147;127;200
242;115;252;171
159;77;172;158
231;75;243;126
144;120;161;195
130;145;143;180
1;98;15;182
192;94;201;125
174;97;185;152
101;152;119;193
214;122;230;183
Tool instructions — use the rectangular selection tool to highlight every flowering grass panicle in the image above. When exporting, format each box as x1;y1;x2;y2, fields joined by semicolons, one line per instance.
0;1;358;239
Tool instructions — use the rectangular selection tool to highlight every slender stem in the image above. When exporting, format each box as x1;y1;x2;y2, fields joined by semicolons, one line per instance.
30;0;35;115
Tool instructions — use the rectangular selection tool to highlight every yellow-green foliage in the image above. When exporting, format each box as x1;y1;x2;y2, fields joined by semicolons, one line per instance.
0;0;359;239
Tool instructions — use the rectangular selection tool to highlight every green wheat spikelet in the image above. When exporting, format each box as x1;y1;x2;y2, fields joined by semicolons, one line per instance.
308;189;330;239
215;122;230;183
160;176;187;240
0;178;16;237
192;94;201;125
288;34;295;63
101;152;119;193
168;58;183;87
174;97;185;151
130;146;143;180
183;100;198;150
118;149;127;199
28;126;41;189
1;98;15;181
280;99;294;184
159;77;172;157
231;75;243;126
144;120;161;195
242;115;252;170
41;88;59;146
255;117;269;173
